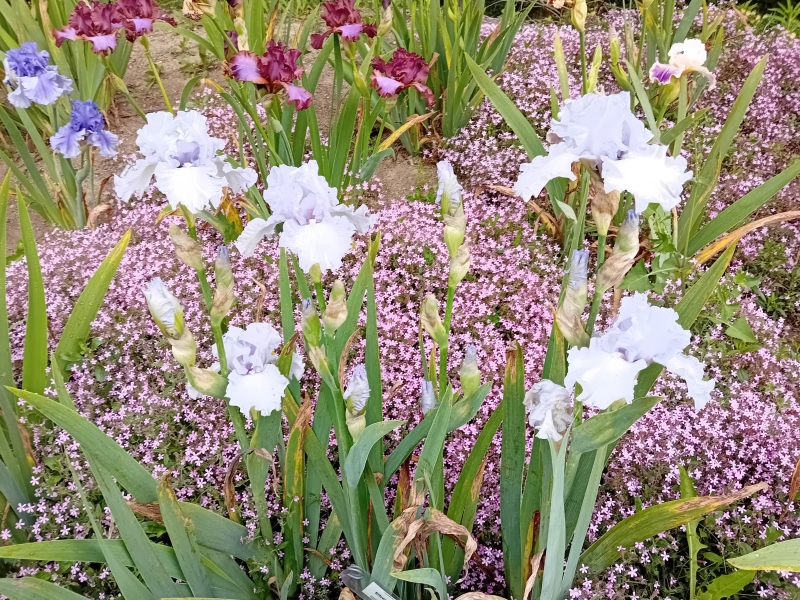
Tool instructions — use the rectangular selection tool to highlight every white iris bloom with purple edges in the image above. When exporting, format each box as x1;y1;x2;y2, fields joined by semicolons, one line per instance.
188;322;304;415
3;42;73;108
514;91;692;214
649;38;716;89
235;160;375;273
564;293;715;411
50;100;118;158
114;110;257;214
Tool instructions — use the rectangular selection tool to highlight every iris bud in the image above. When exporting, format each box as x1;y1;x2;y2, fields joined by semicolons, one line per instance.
572;0;587;32
169;225;204;271
301;298;322;347
323;279;348;331
555;249;590;347
185;365;227;398
590;178;620;237
443;202;466;257
420;294;447;347
597;211;640;294
378;0;393;37
420;379;437;414
459;344;481;398
448;244;471;287
211;246;235;324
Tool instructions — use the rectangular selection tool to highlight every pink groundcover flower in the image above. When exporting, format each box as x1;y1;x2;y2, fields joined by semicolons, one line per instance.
310;0;377;49
228;40;313;110
371;48;434;106
54;0;174;54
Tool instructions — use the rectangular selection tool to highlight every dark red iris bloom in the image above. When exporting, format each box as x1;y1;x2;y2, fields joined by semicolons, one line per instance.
310;0;377;50
371;48;434;106
116;0;176;41
229;40;313;110
54;0;173;53
55;1;122;54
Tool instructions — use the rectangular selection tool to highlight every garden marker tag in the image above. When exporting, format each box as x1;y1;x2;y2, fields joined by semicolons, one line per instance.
339;566;401;600
361;582;400;600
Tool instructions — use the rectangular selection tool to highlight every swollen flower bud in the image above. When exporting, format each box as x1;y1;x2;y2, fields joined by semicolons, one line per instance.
170;328;197;367
609;26;621;65
590;178;620;237
344;364;370;413
301;298;322;347
185;365;227;398
309;263;322;285
597;211;640;294
448;244;471;287
443;201;466;257
323;279;348;331
378;0;393;37
572;0;587;32
420;379;437;415
459;344;480;398
346;411;367;441
169;224;204;271
144;278;197;366
211;246;235;324
352;68;371;99
420;294;447;347
436;160;463;217
344;364;370;440
144;278;185;337
555;250;590;347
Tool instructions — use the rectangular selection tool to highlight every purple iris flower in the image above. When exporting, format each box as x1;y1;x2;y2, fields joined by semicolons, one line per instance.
3;42;73;108
50;100;118;158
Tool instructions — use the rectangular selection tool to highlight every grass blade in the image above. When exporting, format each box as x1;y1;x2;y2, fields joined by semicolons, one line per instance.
580;483;767;573
500;343;526;600
158;478;213;597
18;196;47;395
54;230;131;373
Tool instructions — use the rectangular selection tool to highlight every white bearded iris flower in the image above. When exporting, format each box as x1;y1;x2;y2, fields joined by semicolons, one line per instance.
235;160;374;272
564;293;715;411
114;110;257;213
600;293;715;410
565;338;648;409
649;38;716;89
344;364;371;413
601;145;693;213
514;91;692;214
188;322;304;415
523;380;573;441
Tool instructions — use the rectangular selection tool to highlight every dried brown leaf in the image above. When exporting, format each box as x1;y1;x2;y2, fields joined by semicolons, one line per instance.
127;502;163;524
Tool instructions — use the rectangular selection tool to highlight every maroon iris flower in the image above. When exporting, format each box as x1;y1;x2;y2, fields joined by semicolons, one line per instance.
371;48;434;106
54;0;173;53
116;0;176;41
229;40;313;110
54;1;122;54
310;0;377;50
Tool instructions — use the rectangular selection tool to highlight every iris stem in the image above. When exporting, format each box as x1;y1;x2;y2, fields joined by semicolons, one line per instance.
671;74;688;157
438;283;456;394
579;31;588;94
586;233;606;334
186;219;214;311
141;35;174;115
